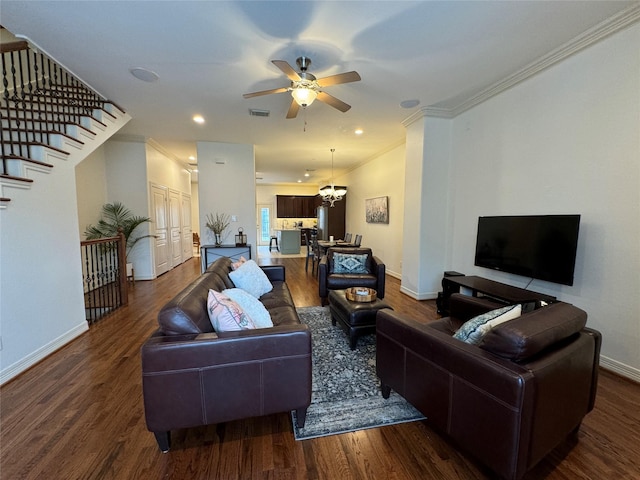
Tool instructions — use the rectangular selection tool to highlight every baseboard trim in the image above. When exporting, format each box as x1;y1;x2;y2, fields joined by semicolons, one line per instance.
599;355;640;383
399;285;438;301
0;322;89;385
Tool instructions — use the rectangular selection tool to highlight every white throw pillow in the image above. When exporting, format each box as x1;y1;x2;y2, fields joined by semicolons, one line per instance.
228;259;273;298
223;288;273;328
207;289;256;331
453;304;522;345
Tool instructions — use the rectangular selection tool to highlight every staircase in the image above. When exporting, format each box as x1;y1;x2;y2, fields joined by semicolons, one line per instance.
0;31;131;385
1;36;130;206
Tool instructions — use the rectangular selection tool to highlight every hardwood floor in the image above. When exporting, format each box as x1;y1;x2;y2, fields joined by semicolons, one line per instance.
1;257;639;480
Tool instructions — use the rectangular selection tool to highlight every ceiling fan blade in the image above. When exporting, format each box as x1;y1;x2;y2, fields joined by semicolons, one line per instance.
243;86;289;99
317;71;361;87
286;98;300;119
272;60;301;81
316;91;351;112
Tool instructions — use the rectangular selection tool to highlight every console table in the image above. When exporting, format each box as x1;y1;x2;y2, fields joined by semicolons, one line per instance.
437;274;556;316
200;244;252;273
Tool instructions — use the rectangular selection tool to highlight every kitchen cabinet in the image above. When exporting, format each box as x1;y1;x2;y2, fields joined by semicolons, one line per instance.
276;195;317;218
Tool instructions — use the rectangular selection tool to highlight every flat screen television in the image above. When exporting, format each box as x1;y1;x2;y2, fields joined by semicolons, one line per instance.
474;215;581;286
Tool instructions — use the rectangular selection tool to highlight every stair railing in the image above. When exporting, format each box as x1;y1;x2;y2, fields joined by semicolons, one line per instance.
1;39;108;166
80;230;128;324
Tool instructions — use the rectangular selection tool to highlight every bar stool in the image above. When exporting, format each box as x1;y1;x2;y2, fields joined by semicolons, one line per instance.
269;235;279;252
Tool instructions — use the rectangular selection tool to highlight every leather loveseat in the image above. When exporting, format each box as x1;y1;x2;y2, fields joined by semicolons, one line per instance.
141;257;312;452
318;247;385;306
376;293;601;480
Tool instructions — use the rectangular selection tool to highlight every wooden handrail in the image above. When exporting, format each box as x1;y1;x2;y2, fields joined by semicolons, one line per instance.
0;40;28;54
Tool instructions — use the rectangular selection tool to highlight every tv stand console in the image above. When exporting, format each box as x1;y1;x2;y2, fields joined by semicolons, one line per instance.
436;273;556;316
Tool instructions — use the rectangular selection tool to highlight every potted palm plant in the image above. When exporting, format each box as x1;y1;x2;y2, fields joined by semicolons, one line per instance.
85;202;152;278
206;212;231;246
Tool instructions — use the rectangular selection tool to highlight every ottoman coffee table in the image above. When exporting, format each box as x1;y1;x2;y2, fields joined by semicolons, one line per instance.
328;289;392;350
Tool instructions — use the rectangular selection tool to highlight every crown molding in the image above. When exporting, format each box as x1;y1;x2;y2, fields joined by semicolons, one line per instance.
414;4;640;120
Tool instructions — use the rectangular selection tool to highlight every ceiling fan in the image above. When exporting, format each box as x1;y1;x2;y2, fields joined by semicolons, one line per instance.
243;56;361;119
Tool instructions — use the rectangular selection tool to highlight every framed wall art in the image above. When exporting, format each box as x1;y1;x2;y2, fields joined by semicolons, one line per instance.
365;196;389;224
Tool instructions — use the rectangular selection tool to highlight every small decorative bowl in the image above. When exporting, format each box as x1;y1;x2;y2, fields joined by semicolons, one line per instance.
345;287;377;302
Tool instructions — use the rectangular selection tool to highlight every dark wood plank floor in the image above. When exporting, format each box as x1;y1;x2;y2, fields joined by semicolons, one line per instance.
2;256;639;479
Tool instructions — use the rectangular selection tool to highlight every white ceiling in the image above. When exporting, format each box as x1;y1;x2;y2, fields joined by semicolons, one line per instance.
1;1;636;185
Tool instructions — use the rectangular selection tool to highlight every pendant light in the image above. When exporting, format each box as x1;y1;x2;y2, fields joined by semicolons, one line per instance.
319;148;347;207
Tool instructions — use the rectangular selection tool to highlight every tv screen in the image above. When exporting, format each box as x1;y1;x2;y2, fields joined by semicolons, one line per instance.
474;215;581;286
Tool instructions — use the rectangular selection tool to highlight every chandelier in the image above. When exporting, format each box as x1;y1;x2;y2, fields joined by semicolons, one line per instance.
319;148;347;207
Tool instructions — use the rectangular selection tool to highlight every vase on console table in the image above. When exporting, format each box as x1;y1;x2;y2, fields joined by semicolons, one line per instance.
214;233;222;246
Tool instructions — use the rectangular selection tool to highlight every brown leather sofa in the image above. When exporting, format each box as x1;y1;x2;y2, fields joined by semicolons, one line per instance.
318;247;385;306
376;293;601;480
141;257;312;452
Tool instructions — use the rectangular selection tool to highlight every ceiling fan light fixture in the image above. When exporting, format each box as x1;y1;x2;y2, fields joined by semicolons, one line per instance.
291;86;318;107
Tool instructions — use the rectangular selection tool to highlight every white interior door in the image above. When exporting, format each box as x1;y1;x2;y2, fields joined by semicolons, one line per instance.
151;184;170;276
181;193;193;260
169;189;182;267
257;204;273;246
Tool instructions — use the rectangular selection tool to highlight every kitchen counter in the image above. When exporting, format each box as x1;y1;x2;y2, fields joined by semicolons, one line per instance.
275;229;301;254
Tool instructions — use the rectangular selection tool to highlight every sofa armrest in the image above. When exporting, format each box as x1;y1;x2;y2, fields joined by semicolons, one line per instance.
371;256;386;298
260;264;286;283
318;256;329;298
141;325;312;433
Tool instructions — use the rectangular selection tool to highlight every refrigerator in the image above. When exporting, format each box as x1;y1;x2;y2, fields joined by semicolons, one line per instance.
316;197;346;241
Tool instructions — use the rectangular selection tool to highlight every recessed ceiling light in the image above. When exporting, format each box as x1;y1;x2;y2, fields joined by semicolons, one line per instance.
304;172;310;177
188;155;196;161
193;115;205;124
400;99;420;109
354;128;363;135
129;67;159;83
297;179;302;183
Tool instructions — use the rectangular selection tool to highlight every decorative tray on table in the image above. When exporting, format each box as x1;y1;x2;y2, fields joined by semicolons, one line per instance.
345;287;377;302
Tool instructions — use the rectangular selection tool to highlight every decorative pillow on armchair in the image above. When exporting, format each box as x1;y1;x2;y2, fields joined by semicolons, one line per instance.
332;253;369;274
453;304;522;345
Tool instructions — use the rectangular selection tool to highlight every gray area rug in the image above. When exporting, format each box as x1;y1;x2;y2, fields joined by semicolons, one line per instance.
291;306;425;440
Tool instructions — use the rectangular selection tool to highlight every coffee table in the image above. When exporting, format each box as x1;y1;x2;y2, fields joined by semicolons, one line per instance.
328;289;392;350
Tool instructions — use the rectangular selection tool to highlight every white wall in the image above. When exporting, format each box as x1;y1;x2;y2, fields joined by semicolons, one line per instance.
340;144;406;278
197;142;256;256
103;140;152;279
447;23;640;379
75;147;108;237
1;151;88;383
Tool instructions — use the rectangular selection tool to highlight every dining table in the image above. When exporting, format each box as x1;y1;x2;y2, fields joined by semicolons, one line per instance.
317;240;358;254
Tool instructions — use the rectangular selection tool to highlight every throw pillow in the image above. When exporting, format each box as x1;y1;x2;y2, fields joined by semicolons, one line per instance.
231;256;248;271
333;253;369;274
453;304;522;345
207;289;256;331
223;288;273;328
228;259;273;298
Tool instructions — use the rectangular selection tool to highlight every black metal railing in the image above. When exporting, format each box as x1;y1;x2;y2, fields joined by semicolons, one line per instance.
1;39;108;165
80;232;128;324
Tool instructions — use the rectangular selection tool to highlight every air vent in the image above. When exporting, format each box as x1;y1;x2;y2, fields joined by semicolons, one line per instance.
249;109;270;117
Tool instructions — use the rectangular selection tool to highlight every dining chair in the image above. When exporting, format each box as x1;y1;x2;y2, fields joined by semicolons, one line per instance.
304;232;319;274
353;234;362;247
344;233;352;243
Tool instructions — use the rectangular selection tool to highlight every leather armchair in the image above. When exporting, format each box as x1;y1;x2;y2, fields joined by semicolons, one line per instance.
318;247;385;306
376;293;601;480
